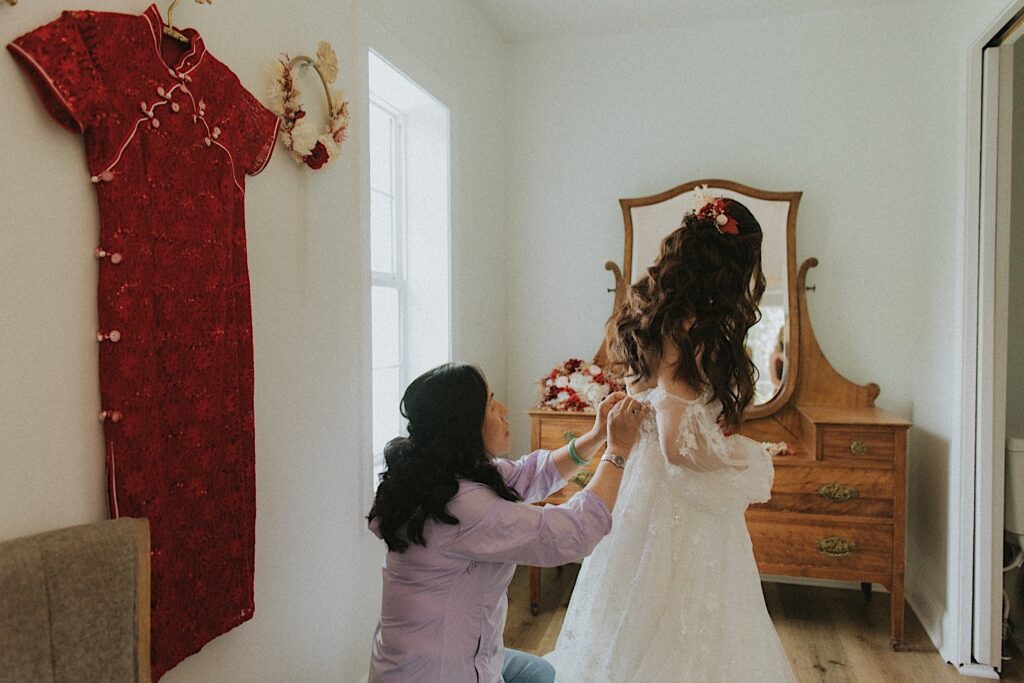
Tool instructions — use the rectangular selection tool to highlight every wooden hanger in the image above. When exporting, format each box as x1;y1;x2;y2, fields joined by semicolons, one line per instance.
164;0;213;44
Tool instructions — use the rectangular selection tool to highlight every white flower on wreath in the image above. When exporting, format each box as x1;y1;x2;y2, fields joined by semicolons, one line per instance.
290;116;319;156
319;135;340;158
554;375;570;388
589;364;602;376
556;391;570;402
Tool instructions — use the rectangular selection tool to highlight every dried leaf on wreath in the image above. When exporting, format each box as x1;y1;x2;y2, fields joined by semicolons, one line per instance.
315;41;339;83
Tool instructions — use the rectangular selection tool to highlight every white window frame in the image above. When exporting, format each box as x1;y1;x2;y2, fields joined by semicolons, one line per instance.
370;95;409;471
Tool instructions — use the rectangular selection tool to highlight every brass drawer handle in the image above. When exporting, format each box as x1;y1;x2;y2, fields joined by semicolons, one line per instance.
816;537;857;558
563;430;577;442
572;470;594;487
816;483;858;503
850;440;870;456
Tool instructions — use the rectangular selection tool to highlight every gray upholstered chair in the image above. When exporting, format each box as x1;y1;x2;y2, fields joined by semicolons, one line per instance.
0;518;151;682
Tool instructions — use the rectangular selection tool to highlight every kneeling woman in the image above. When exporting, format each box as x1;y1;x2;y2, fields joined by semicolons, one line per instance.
367;363;646;683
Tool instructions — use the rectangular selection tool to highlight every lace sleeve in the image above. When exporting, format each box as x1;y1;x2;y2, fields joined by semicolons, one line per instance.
652;391;754;472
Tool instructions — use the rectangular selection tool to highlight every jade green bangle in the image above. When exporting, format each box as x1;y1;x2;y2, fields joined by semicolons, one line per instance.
567;437;590;466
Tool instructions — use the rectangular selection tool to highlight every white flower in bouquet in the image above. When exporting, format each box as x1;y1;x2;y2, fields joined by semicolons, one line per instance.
538;357;624;412
568;373;590;395
583;382;610;408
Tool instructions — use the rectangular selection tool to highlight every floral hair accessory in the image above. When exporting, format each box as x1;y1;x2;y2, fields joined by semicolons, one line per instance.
685;184;739;236
538;358;623;412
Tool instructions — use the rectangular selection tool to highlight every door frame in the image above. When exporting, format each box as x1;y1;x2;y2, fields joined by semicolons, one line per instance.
959;2;1024;676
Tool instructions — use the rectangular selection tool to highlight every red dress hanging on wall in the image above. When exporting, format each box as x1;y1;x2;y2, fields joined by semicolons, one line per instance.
9;6;279;679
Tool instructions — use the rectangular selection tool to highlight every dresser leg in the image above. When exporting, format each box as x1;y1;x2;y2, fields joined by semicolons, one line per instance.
530;566;541;616
890;577;905;648
861;582;872;601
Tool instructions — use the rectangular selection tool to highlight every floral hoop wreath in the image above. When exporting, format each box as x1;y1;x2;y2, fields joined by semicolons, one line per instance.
269;41;350;170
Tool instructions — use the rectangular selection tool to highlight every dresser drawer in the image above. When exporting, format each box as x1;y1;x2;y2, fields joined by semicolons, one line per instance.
752;465;894;518
748;517;893;577
820;428;896;463
533;412;595;450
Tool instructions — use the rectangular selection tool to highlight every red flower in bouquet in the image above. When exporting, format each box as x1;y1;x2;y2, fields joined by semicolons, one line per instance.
538;358;623;412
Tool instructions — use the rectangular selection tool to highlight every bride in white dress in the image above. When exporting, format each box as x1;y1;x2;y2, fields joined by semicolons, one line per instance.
547;190;796;682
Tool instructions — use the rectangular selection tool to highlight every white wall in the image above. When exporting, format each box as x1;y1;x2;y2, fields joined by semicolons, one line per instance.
505;2;932;446
0;1;507;681
501;0;1017;666
360;0;511;396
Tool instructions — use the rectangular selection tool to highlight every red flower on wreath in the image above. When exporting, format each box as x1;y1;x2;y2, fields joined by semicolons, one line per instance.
305;141;329;169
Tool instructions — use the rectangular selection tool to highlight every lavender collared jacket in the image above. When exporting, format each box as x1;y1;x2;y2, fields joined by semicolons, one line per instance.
368;450;612;682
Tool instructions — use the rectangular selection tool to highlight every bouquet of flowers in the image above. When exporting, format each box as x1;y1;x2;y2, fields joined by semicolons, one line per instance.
538;358;623;412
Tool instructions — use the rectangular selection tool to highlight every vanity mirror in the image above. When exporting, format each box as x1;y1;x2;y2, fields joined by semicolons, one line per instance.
605;179;799;414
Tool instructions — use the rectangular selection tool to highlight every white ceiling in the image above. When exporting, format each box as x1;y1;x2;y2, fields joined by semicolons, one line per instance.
473;0;909;41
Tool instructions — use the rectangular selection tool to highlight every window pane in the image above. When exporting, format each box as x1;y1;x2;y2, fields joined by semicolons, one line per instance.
373;366;401;455
369;104;392;192
371;190;395;274
372;286;401;369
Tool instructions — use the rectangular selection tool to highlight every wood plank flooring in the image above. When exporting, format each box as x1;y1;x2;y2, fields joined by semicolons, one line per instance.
503;565;1024;682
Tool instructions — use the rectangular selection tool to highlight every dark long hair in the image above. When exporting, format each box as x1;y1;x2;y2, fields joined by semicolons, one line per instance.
367;363;521;553
607;198;765;431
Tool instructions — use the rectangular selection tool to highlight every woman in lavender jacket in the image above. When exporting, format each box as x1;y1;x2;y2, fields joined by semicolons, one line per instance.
367;363;647;683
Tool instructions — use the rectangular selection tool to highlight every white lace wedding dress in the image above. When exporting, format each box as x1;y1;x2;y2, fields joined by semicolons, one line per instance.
546;388;796;682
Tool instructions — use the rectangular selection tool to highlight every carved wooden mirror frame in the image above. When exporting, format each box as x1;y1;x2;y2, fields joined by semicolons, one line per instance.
598;179;802;421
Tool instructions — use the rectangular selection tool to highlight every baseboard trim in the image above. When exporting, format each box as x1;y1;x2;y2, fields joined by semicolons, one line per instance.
907;574;947;653
958;663;1000;679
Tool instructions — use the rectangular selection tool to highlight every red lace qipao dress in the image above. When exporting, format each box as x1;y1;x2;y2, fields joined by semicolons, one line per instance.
9;5;279;679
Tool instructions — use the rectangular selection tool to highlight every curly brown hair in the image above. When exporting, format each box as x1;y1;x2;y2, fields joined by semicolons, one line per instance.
607;198;765;431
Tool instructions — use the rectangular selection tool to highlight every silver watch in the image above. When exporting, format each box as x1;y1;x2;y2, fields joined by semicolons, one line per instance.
601;453;627;469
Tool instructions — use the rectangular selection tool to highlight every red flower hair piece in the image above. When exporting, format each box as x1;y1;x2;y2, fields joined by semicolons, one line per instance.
687;185;739;235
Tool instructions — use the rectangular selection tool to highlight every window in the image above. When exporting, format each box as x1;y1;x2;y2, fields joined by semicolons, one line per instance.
370;99;405;475
369;52;451;482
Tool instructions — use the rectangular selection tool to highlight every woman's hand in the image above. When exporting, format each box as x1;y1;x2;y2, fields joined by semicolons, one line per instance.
550;393;626;480
606;396;648;455
591;391;626;441
583;396;649;512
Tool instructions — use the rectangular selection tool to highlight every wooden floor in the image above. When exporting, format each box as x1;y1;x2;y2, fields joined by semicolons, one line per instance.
504;565;1024;682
